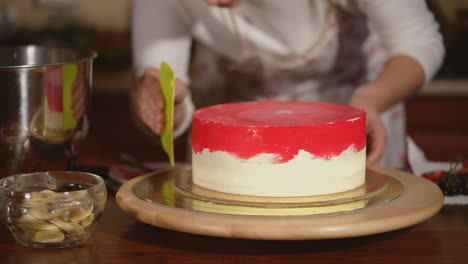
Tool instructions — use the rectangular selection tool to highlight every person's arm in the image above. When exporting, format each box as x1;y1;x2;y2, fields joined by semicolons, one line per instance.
354;0;444;110
350;0;444;166
350;56;425;166
132;0;194;138
352;56;424;113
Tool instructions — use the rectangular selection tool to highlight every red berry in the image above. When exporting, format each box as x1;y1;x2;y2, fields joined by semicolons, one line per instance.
422;170;446;183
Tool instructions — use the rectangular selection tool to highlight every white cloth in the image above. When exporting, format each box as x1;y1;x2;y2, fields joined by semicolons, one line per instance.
407;137;468;205
132;0;444;168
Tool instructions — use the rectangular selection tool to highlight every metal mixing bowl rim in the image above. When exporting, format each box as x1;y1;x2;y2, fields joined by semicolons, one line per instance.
0;45;98;69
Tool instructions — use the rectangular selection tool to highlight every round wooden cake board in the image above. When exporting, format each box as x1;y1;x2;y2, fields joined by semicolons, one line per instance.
116;168;444;240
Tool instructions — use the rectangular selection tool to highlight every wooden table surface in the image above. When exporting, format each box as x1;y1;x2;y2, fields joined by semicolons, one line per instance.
1;93;467;264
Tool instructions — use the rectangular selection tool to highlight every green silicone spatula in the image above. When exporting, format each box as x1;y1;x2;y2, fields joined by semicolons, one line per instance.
159;61;175;167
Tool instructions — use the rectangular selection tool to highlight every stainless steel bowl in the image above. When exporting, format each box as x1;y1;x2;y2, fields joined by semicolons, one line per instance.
0;46;97;178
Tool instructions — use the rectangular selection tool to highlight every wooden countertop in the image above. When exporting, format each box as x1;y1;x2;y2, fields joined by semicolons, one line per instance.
2;196;466;264
0;195;468;264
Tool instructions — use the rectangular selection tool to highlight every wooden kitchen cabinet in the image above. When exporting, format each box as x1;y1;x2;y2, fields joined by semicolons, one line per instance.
406;92;468;162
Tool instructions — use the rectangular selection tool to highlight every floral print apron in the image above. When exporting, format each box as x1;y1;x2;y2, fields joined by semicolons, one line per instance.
187;1;406;168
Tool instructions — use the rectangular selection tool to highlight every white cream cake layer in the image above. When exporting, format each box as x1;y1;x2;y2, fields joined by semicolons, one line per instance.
192;146;366;197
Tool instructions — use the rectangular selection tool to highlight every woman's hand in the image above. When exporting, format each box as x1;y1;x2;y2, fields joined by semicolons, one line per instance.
349;56;426;167
349;86;387;168
130;67;189;136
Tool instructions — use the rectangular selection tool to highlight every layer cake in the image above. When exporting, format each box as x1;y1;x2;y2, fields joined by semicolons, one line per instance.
191;101;366;197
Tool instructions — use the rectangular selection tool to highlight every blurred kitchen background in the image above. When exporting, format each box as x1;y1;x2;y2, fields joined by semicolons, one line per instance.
0;0;466;165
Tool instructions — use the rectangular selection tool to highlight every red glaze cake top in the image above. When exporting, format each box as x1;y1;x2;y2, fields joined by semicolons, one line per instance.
192;101;366;162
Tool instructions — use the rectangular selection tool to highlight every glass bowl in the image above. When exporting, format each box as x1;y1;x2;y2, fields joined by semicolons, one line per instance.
0;171;107;248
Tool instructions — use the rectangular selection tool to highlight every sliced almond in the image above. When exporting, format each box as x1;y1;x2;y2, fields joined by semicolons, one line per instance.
31;189;57;200
59;203;94;222
17;214;61;232
48;217;85;236
80;213;95;228
32;230;65;243
29;204;61;220
17;213;40;223
23;190;57;210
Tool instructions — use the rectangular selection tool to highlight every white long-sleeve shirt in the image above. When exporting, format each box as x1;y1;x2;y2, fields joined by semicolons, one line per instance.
133;0;443;82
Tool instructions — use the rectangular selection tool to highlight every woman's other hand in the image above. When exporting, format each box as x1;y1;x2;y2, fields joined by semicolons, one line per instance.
349;56;426;167
131;67;189;136
349;87;387;168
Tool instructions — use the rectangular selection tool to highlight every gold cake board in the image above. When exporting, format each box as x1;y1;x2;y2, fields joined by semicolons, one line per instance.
116;167;443;240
